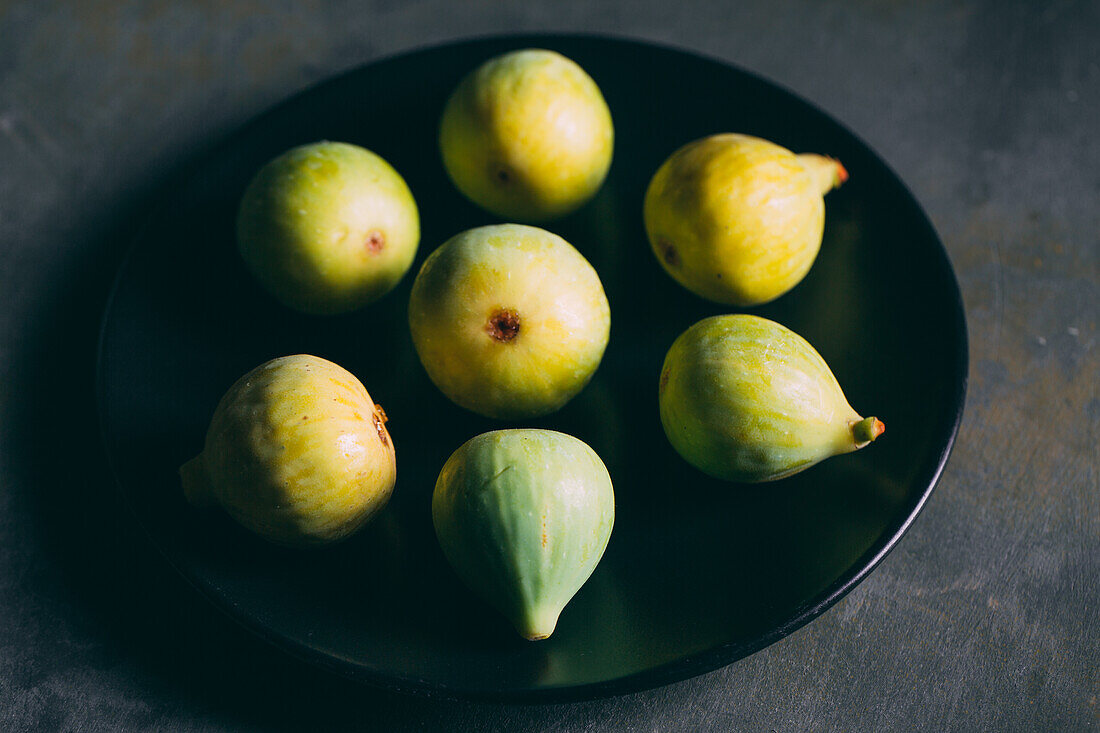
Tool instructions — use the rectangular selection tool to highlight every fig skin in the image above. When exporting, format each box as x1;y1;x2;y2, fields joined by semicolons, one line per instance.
644;134;846;306
180;355;396;546
432;429;615;641
237;141;420;315
439;49;614;222
658;315;883;482
408;224;610;420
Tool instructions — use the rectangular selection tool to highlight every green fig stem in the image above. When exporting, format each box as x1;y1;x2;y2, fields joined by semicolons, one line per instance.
180;454;217;508
798;153;848;195
851;417;885;448
517;607;561;641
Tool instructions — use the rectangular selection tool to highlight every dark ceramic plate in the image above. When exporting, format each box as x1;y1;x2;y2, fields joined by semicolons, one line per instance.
97;35;967;701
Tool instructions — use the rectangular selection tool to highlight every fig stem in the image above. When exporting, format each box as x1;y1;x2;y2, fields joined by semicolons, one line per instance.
180;454;217;507
516;606;561;641
798;153;848;194
851;417;885;447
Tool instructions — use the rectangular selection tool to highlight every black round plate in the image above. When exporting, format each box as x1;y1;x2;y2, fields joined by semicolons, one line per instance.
96;35;967;701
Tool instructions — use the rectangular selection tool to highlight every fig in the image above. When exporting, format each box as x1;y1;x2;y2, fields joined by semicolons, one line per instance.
237;141;419;315
408;224;610;419
644;133;847;306
180;354;396;546
439;49;614;222
432;429;615;640
658;315;883;482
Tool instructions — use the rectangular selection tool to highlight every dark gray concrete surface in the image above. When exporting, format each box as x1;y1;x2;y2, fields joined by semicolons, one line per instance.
0;0;1096;730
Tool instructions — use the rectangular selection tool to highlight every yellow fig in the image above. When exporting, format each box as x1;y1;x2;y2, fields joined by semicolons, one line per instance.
439;49;614;222
659;315;883;482
237;141;420;315
408;224;610;420
644;133;846;306
180;355;396;546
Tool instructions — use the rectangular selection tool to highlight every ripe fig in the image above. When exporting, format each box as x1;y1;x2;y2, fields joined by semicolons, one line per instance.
658;315;883;482
408;224;610;420
237;141;419;315
180;355;396;546
439;49;614;222
644;133;846;306
432;429;615;641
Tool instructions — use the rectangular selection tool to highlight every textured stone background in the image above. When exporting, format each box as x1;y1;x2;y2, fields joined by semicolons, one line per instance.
0;0;1096;730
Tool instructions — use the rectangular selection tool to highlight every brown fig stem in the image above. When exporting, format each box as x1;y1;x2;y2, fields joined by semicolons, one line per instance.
180;454;217;508
851;417;885;448
797;153;848;195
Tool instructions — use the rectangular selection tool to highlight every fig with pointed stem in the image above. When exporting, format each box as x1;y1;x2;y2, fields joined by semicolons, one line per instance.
659;315;884;482
644;133;847;306
432;429;615;641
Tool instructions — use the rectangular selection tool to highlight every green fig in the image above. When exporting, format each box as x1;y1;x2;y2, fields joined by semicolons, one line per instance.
644;133;846;306
658;315;883;482
432;429;615;641
237;141;420;315
408;224;610;420
439;49;614;222
180;354;396;546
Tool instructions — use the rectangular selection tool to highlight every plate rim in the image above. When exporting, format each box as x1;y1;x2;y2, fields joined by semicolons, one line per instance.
95;31;969;703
